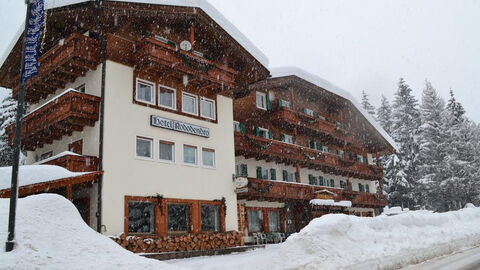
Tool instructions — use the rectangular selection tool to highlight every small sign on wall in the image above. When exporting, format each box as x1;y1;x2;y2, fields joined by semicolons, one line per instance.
151;115;210;138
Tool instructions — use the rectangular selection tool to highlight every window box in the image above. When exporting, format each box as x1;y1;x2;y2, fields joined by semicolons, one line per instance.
136;136;153;159
182;92;198;115
136;79;155;105
200;97;216;120
158;85;176;110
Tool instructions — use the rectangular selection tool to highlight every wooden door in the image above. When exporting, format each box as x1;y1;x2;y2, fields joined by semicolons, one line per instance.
68;139;83;155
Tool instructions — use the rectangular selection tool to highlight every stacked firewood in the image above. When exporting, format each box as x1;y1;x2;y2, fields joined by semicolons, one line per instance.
112;231;243;253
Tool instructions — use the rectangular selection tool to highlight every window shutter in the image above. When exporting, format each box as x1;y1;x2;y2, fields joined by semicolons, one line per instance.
302;108;308;114
239;123;246;133
282;170;288;181
266;94;272;111
319;176;324;186
255;127;260;137
309;140;315;149
349;182;352;191
346;152;350;159
316;142;323;151
313;111;318;118
366;185;370;193
294;172;298;182
256;167;262;179
270;169;276;180
278;99;283;108
292;136;296;144
308;175;313;185
268;130;273;140
241;164;248;176
358;183;363;192
280;134;285;142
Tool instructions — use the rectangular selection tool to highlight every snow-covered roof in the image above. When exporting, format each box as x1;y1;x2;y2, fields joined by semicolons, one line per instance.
270;67;397;150
34;151;81;165
310;199;352;208
0;0;269;71
0;165;89;190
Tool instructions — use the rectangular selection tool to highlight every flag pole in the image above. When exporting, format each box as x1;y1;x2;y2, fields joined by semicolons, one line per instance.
5;0;34;252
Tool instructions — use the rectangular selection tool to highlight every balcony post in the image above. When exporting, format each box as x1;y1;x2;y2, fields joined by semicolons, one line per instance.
66;184;73;201
295;163;301;183
289;87;295;110
346;173;351;191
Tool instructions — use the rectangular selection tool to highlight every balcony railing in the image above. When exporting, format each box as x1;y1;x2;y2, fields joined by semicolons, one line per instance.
43;154;99;172
6;90;100;151
234;132;383;180
270;107;356;146
133;37;238;89
13;32;100;103
236;178;387;208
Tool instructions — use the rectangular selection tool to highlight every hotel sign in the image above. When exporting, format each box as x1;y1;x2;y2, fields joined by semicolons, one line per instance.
150;115;210;138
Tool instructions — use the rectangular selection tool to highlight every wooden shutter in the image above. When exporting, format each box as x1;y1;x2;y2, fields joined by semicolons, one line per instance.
256;167;262;179
366;184;370;193
268;130;273;140
239;123;246;133
294;172;298;182
280;134;285;142
255;127;260;137
266;94;272;111
313;111;318;118
282;170;288;181
270;169;276;180
309;140;315;149
241;164;248;176
316;142;323;151
319;176;324;186
330;179;335;187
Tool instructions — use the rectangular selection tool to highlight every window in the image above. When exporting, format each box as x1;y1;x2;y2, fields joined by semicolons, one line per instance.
128;201;155;234
201;205;220;232
136;137;153;159
303;108;316;117
340;180;347;189
319;176;325;186
268;211;281;232
330;179;335;187
309;175;318;185
233;121;240;132
281;134;294;144
167;204;190;233
183;145;197;165
337;150;344;158
200;97;216;120
358;183;365;192
278;99;291;109
159;140;175;162
283;170;295;182
182;92;198;115
202;148;215;168
247;210;263;233
158;85;176;110
323;146;329;153
76;83;86;93
356;155;364;163
256;127;270;139
256;166;269;180
365;184;370;193
40;151;53;161
236;164;248;177
256;91;266;110
136;79;155;104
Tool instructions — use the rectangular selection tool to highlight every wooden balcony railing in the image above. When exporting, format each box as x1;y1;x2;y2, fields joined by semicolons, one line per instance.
234;132;383;180
43;154;99;172
13;32;100;103
133;38;238;89
6;90;100;151
236;178;387;208
270;107;356;146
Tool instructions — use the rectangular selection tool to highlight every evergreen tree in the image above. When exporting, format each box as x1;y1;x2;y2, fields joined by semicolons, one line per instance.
388;78;421;208
0;93;17;166
361;90;376;117
376;95;393;134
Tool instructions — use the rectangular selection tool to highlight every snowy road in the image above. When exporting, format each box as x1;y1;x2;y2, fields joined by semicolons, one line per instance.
403;246;480;270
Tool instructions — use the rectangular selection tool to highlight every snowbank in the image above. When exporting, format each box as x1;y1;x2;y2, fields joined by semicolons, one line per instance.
0;165;88;190
271;208;480;270
0;194;183;270
310;199;352;208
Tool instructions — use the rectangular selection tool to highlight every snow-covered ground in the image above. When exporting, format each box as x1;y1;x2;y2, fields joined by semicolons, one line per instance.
2;194;480;270
0;194;184;270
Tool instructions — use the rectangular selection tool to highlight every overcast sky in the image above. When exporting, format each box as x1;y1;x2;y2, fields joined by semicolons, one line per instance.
1;0;479;122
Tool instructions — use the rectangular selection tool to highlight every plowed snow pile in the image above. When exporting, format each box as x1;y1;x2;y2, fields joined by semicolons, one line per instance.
271;205;480;270
0;194;182;270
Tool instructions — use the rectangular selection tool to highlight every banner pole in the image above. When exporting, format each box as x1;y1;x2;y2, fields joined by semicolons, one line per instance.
5;0;34;252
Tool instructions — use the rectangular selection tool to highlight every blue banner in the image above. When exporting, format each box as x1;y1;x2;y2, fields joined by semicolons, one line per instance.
21;0;44;83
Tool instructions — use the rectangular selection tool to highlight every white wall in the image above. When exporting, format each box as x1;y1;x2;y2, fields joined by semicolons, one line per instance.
101;61;238;235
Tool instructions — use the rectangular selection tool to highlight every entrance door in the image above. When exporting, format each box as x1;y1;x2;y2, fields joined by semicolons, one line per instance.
73;197;90;225
68;139;83;155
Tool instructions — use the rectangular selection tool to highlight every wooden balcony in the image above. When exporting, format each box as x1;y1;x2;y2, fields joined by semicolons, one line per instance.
13;32;100;103
236;178;387;208
270;107;356;146
6;90;100;151
43;154;99;172
234;132;383;180
133;37;238;89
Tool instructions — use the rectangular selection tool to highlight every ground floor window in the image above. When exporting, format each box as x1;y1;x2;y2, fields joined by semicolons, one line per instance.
128;201;155;234
268;210;281;232
201;204;220;232
247;210;263;233
167;204;190;233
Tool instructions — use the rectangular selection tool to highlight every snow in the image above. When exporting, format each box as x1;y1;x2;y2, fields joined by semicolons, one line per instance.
310;199;352;207
34;151;81;165
0;194;183;270
382;205;411;216
270;66;398;150
167;206;480;270
0;165;88;190
0;0;269;71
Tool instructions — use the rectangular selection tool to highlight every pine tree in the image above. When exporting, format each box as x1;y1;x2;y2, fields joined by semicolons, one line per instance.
388;78;421;208
0;93;17;167
376;95;393;134
361;90;376;117
417;80;446;209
